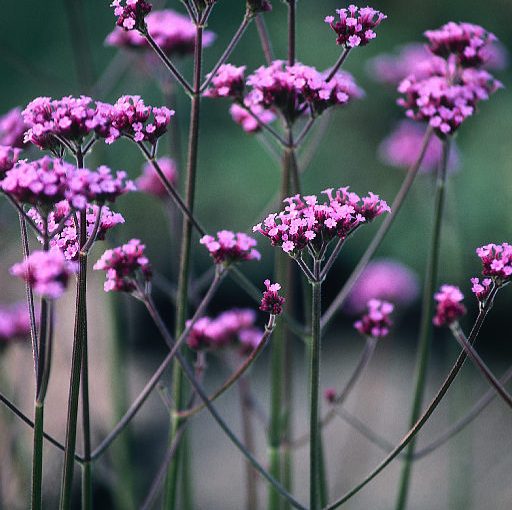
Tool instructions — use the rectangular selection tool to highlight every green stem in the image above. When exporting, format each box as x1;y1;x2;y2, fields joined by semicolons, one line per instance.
31;402;44;510
394;138;450;510
81;333;92;510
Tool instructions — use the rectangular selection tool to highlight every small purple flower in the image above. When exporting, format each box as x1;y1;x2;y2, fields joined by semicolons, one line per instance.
470;277;493;302
324;387;337;404
136;156;178;198
378;121;460;174
204;64;246;99
10;249;76;299
105;9;216;56
475;243;512;283
229;102;276;133
345;259;420;314
111;0;152;31
325;5;387;48
0;107;27;148
94;239;152;293
0;145;22;178
0;302;31;344
433;285;466;327
354;299;393;338
260;279;285;316
200;230;261;265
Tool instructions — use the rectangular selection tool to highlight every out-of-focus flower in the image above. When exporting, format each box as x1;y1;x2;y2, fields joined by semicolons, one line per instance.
324;387;337;404
344;259;420;314
94;239;152;293
354;299;393;338
111;0;152;31
254;188;389;256
229;103;276;133
0;107;27;148
260;279;285;316
136;156;178;198
0;303;31;344
325;5;387;48
204;64;246;99
433;285;466;327
200;231;260;265
106;9;215;56
378;121;459;174
0;145;21;178
10;249;76;299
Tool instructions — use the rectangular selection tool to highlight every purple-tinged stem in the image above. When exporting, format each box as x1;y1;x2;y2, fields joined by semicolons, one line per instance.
325;48;351;83
255;14;274;65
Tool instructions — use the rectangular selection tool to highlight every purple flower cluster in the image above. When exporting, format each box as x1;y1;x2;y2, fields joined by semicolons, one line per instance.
433;285;466;327
260;280;285;316
344;259;420;314
28;201;125;260
10;249;76;299
0;107;27;148
103;95;174;145
229;103;276;133
111;0;152;31
471;243;512;300
378;121;460;174
470;277;493;302
187;308;263;352
325;5;387;48
0;303;31;344
94;239;152;293
253;188;390;255
354;299;393;338
200;231;261;265
106;9;216;56
204;64;246;99
0;145;21;177
136;156;178;198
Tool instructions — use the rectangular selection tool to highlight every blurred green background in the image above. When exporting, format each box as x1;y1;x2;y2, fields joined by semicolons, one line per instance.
1;1;512;509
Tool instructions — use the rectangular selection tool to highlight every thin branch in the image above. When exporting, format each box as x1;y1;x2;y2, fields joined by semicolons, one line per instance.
237;101;287;147
255;14;274;64
325;48;351;83
81;205;103;254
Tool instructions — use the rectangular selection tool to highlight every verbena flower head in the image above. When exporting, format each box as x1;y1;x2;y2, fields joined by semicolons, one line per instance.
0;302;31;344
253;188;389;256
102;95;174;145
425;22;498;68
204;64;246;99
10;249;76;299
354;299;393;338
229;102;276;133
378;121;460;174
246;61;363;121
325;5;387;48
0;107;27;148
470;277;493;302
94;239;152;294
23;96;97;151
200;231;261;265
475;243;512;285
136;156;178;198
260;279;285;316
345;259;420;314
111;0;152;31
0;145;22;178
28;201;125;261
433;285;466;327
105;9;215;56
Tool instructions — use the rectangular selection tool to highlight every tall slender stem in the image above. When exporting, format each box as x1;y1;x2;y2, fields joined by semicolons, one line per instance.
255;14;274;64
325;48;351;83
287;0;296;65
394;138;450;510
31;402;44;510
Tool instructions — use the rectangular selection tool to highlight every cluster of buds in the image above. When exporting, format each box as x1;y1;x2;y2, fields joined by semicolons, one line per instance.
111;0;152;31
325;5;387;48
354;299;394;338
94;239;152;294
204;64;246;99
259;280;285;316
187;308;263;352
200;231;260;265
433;285;466;327
253;188;389;256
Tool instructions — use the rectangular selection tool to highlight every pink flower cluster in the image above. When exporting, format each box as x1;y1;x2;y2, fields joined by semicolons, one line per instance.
10;249;76;299
345;259;419;314
253;188;389;255
425;22;498;68
204;64;246;99
245;61;363;120
378;121;460;174
0;107;27;148
106;9;216;56
354;299;393;338
136;156;178;198
28;201;125;261
0;303;31;344
433;285;466;327
103;95;174;145
111;0;152;31
260;280;285;316
325;5;387;48
476;243;512;283
0;145;21;177
187;308;263;352
229;103;276;133
200;231;260;265
470;277;493;302
94;239;152;293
